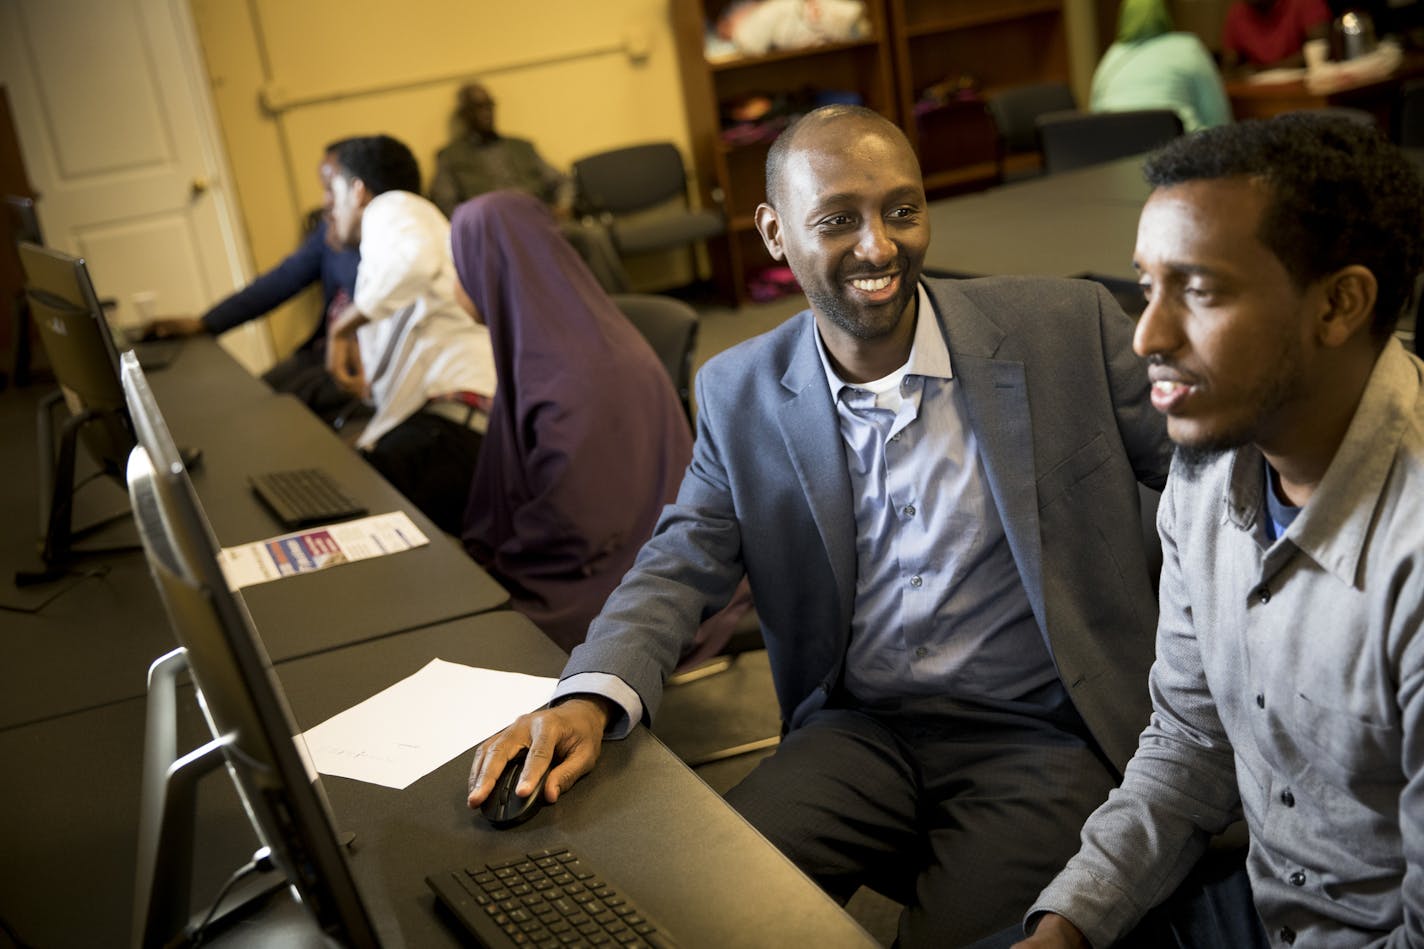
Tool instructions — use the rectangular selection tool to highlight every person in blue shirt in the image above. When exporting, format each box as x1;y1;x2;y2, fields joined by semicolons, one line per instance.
151;142;360;418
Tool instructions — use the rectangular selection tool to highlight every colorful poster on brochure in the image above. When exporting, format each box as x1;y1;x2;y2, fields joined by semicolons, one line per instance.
217;511;428;590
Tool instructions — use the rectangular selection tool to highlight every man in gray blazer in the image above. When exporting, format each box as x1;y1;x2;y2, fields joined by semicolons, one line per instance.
469;105;1171;946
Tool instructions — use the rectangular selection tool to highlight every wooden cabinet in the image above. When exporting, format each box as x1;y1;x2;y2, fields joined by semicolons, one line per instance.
671;1;896;304
887;0;1071;191
670;1;1070;302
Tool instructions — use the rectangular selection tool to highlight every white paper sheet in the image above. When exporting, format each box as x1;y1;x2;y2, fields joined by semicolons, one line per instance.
297;658;557;790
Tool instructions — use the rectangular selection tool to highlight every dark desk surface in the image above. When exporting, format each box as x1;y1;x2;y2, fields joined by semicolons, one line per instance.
0;612;877;948
924;156;1150;285
1;338;506;730
164;394;508;662
133;334;276;424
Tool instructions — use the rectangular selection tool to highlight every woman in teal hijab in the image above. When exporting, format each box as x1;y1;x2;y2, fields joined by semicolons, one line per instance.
1091;0;1232;131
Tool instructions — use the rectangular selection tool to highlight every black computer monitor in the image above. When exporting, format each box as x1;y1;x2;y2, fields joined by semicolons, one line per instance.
120;350;379;948
14;241;139;580
17;242;134;475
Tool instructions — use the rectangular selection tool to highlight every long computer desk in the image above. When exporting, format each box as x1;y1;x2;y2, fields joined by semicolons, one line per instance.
2;336;505;729
924;155;1150;285
0;611;878;947
1;339;878;946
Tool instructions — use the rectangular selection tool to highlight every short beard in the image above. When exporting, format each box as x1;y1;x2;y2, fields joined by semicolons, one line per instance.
805;272;917;342
1162;329;1306;467
1174;441;1231;477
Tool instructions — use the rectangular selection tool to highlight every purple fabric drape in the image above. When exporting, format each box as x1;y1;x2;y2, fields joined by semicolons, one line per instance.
449;190;694;650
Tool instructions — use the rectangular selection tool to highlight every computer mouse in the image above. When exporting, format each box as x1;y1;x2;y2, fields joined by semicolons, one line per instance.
480;750;548;829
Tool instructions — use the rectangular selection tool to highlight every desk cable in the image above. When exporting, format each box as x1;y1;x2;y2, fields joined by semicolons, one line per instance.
189;845;274;947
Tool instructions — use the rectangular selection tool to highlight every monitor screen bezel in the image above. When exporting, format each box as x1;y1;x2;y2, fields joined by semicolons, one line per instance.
17;241;134;479
120;351;379;947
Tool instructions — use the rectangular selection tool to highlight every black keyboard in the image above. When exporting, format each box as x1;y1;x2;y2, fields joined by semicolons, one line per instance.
248;467;367;530
427;847;675;948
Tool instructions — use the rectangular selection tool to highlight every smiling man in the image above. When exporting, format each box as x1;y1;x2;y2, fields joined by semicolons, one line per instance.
467;105;1170;945
1017;114;1424;948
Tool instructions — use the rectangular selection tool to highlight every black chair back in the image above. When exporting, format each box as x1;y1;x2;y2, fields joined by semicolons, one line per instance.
611;293;699;422
987;82;1077;154
575;143;688;216
1036;109;1184;175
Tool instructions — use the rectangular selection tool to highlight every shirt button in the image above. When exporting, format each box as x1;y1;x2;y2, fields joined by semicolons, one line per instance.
1256;694;1265;709
890;432;902;443
909;575;923;588
1288;871;1306;887
1255;586;1271;604
902;504;916;517
1280;926;1296;944
914;646;929;659
1280;789;1295;807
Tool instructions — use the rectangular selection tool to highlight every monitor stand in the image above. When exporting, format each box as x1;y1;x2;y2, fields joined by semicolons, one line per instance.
14;391;137;585
132;647;291;949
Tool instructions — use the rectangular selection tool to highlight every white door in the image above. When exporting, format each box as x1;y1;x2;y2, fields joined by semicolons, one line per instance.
0;0;270;371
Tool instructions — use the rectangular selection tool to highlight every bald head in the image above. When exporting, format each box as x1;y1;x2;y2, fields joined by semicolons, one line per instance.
765;105;915;209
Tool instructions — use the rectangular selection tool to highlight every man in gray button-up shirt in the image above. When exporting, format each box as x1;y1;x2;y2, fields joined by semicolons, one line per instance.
1019;116;1424;947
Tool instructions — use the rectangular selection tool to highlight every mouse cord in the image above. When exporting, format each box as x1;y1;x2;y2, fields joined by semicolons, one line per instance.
189;846;275;947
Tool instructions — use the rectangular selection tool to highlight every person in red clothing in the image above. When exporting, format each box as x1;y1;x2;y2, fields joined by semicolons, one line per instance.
1221;0;1331;72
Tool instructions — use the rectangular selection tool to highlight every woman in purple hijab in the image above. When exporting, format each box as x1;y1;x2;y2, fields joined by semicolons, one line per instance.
448;190;695;651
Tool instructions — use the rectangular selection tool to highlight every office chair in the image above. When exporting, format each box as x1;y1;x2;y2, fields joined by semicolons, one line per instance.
986;81;1077;181
611;293;699;423
1035;108;1184;175
572;143;724;288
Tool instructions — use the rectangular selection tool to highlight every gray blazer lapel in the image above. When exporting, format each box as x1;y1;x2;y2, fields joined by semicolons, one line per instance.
927;283;1049;632
777;320;857;612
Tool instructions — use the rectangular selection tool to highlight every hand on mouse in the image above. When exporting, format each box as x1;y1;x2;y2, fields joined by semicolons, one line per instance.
467;696;613;810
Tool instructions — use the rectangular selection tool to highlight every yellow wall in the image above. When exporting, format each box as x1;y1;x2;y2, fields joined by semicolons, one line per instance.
189;0;690;355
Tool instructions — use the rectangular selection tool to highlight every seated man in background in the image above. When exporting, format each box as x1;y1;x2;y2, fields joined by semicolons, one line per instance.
150;142;359;420
1091;0;1232;132
1017;114;1424;947
324;134;496;534
428;82;627;293
1221;0;1330;72
468;105;1172;947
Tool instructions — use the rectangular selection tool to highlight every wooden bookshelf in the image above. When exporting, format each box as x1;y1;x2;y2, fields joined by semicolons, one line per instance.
887;0;1071;193
670;1;1073;301
671;1;897;304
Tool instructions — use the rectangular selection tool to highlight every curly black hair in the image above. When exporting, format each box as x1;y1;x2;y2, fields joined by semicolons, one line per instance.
331;134;421;197
764;105;913;210
1143;113;1424;335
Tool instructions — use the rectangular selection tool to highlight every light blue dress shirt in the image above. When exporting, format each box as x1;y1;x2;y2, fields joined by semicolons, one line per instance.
818;283;1058;705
